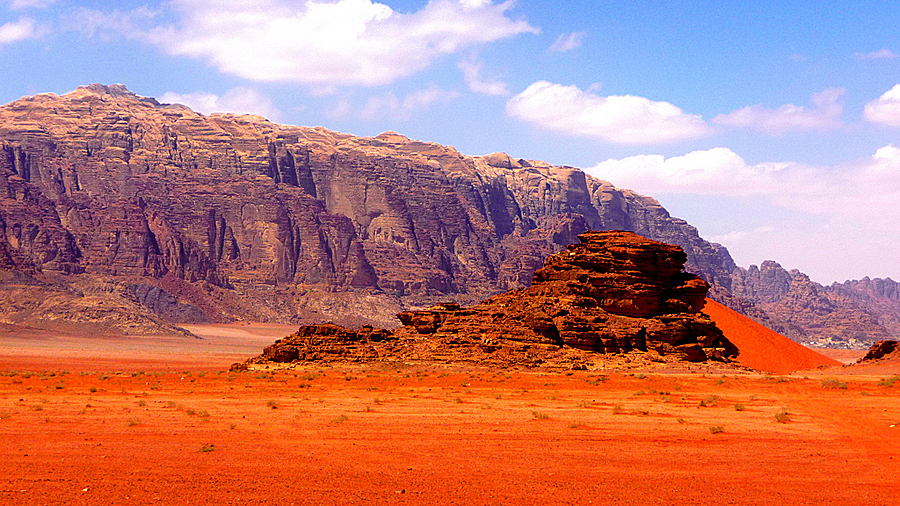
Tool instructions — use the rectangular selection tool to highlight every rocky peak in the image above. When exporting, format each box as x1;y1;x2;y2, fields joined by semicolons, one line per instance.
393;230;735;363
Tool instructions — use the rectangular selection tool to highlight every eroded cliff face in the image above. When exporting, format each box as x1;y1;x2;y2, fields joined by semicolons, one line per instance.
0;84;737;332
731;261;891;348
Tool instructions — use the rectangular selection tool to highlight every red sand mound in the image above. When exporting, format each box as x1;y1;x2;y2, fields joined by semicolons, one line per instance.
702;299;840;374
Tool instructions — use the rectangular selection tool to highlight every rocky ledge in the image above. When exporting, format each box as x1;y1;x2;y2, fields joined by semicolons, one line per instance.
236;231;738;370
859;339;899;362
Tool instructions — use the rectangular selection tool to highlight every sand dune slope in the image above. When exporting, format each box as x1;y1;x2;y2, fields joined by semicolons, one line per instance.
703;299;840;374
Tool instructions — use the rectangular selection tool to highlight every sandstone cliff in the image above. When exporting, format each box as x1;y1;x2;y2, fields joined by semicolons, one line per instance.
0;84;735;333
240;231;736;370
731;261;890;348
1;84;895;347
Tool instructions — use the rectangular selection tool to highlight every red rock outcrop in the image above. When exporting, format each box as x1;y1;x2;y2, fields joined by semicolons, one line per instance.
240;231;736;369
859;340;899;362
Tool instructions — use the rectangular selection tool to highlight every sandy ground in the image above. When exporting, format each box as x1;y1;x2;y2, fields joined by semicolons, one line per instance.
1;325;899;505
0;323;296;372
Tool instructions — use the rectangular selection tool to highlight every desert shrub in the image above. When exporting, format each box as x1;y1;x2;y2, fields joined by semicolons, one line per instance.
774;409;790;423
531;411;550;420
198;444;216;453
612;404;624;415
708;425;724;434
577;400;593;408
821;378;848;389
877;376;899;387
266;400;279;409
331;414;349;424
733;403;746;412
126;418;141;427
699;395;720;407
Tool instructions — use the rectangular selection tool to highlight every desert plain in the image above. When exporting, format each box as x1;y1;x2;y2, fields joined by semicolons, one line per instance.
0;323;898;506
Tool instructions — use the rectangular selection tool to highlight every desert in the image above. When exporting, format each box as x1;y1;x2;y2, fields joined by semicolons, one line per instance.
2;231;899;505
4;3;900;503
1;326;899;505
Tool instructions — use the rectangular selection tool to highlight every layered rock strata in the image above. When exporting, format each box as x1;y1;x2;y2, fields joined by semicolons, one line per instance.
239;231;737;369
0;84;736;332
731;262;892;348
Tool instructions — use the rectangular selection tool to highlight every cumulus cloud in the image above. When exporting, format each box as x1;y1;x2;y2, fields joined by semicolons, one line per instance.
856;48;898;60
506;81;711;144
863;84;900;127
586;145;900;225
587;146;900;280
159;87;283;121
548;31;583;52
0;17;45;45
587;147;786;197
458;58;508;95
359;85;459;120
75;0;536;88
712;88;844;134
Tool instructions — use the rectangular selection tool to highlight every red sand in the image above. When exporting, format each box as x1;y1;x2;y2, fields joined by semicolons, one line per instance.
1;324;899;505
702;299;841;374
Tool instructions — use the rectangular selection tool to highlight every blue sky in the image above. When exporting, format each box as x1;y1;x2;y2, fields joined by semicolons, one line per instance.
1;0;899;284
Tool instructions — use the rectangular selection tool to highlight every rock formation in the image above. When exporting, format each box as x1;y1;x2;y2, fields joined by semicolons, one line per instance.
0;84;736;334
238;231;737;369
859;340;899;362
1;84;896;347
731;262;891;348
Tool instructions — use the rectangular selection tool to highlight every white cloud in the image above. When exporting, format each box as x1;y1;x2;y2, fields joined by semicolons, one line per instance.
76;0;537;88
856;48;898;60
506;81;711;144
9;0;55;9
587;147;785;197
457;58;508;95
159;87;283;121
359;85;458;120
863;84;900;127
587;146;900;281
0;17;45;45
587;145;900;226
712;88;844;134
548;31;583;52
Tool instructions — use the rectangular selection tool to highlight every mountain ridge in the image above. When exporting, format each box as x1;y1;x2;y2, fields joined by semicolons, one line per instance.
0;84;894;348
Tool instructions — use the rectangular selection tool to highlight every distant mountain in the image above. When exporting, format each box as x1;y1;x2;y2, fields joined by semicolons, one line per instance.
0;84;894;348
730;261;891;348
